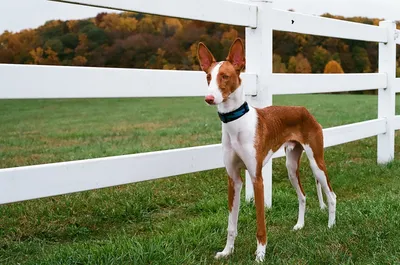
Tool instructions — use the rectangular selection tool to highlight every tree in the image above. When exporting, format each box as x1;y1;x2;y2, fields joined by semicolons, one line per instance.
80;23;108;46
339;52;355;73
43;47;60;65
72;55;87;66
75;34;89;56
352;46;371;73
312;46;331;73
186;42;199;70
296;54;312;73
0;9;385;84
38;20;66;40
0;45;13;63
30;47;60;65
60;33;79;49
30;47;44;64
332;53;341;64
145;48;167;69
397;61;400;78
221;28;239;56
95;12;108;26
288;56;296;73
288;54;311;73
273;54;287;73
44;38;64;54
162;18;183;37
66;20;79;33
324;60;344;73
98;13;138;34
137;16;156;33
322;38;340;54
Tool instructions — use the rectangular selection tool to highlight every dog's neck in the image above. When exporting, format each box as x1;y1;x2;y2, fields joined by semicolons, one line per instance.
217;85;246;114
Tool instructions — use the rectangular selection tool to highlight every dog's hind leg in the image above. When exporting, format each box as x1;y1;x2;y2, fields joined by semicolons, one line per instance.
316;179;327;210
303;138;336;228
285;142;306;230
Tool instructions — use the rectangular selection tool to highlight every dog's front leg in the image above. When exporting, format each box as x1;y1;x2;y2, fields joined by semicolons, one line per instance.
215;152;243;259
252;163;267;263
235;144;267;263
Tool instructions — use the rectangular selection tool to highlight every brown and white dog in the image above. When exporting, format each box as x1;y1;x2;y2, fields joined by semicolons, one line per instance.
197;38;337;262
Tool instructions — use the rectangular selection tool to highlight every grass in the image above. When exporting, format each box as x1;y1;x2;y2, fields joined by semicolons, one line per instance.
0;94;400;264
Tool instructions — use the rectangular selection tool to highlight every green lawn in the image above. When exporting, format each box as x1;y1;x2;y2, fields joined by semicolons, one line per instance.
0;94;400;264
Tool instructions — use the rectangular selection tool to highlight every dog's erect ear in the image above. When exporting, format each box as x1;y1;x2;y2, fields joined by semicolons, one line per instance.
197;42;216;73
226;38;245;74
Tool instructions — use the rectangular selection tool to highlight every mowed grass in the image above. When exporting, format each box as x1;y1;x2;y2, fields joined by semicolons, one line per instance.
0;94;400;264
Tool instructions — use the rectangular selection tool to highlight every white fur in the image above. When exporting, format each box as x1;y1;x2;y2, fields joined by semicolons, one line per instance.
316;179;327;210
216;79;267;261
262;150;274;167
215;165;242;259
303;144;336;228
207;62;224;104
211;62;334;262
255;240;266;263
285;141;296;152
221;99;258;178
285;146;306;230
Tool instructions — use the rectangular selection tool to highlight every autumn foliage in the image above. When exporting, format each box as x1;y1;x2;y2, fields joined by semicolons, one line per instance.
0;11;399;76
324;60;344;74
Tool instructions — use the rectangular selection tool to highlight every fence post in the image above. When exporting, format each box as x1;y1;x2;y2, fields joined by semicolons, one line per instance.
245;0;273;208
378;21;396;164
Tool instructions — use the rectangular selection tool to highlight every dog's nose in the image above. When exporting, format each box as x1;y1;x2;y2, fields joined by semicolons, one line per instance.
205;95;215;104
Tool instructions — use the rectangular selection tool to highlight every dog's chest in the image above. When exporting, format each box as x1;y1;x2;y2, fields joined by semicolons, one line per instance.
222;107;258;158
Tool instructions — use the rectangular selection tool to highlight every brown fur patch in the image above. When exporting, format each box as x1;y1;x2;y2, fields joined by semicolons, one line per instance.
202;62;218;86
197;38;245;100
228;177;235;212
254;106;333;191
251;105;335;245
253;177;266;245
217;62;241;101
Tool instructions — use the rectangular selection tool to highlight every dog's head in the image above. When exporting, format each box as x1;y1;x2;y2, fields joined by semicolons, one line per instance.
197;38;245;105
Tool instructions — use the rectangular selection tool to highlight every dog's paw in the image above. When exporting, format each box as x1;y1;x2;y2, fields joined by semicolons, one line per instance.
255;251;265;263
328;220;336;228
293;223;304;231
319;203;327;210
254;242;266;263
215;248;233;259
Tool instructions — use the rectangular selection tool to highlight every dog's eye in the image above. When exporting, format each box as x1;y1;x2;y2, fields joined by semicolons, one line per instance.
222;74;229;80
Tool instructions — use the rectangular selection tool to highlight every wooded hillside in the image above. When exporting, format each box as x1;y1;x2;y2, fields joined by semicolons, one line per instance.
1;11;399;77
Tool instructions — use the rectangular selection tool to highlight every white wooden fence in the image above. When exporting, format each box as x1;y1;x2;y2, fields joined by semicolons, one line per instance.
0;0;399;207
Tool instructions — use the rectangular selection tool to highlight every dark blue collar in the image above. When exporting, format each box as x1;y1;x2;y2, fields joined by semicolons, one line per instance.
218;102;249;123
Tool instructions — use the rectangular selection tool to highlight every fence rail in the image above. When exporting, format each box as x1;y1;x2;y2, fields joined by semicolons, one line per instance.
270;73;386;95
0;64;257;98
0;118;387;205
270;8;388;42
0;0;399;206
49;0;258;27
0;144;223;204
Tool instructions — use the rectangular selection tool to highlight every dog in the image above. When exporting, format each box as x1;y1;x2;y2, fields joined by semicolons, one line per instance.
197;38;337;262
